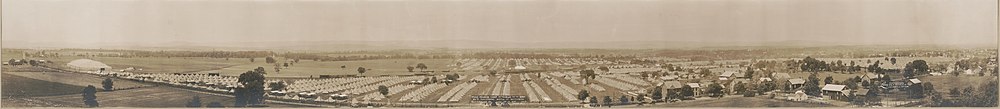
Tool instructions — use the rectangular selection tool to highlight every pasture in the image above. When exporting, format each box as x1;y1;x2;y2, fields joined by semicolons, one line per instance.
3;71;150;90
918;75;998;93
44;56;248;74
33;87;303;107
218;59;459;77
1;73;86;97
650;97;835;107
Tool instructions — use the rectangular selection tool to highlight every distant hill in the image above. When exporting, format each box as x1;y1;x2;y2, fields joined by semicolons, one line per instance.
2;40;994;51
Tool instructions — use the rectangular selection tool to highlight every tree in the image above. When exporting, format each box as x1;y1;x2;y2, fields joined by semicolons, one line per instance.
283;63;289;67
102;78;114;91
235;67;266;107
416;63;428;71
866;87;880;105
268;81;286;91
83;85;99;107
949;88;961;97
890;57;897;65
743;83;756;97
578;90;590;103
265;57;276;64
598;66;610;72
603;96;613;107
636;94;646;105
734;82;746;95
206;102;224;108
681;85;695;97
589;96;599;106
250;58;255;62
357;67;367;75
650;86;663;102
805;73;822;96
341;65;346;69
707;83;724;97
187;96;202;107
378;85;389;96
620;95;629;105
407;66;415;72
908;83;925;98
757;80;775;94
824;76;834;84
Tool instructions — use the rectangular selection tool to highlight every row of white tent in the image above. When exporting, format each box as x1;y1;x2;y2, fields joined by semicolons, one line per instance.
398;83;447;102
540;73;579;101
522;81;553;102
436;82;479;102
594;77;640;91
489;75;512;95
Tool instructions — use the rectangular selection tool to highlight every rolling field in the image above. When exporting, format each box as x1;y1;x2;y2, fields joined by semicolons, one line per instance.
3;71;150;90
44;56;249;74
33;87;302;107
218;59;460;77
787;72;864;83
651;97;834;107
1;73;87;97
918;75;998;93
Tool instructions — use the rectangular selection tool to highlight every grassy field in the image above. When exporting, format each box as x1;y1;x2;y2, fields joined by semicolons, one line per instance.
3;71;150;90
918;75;998;93
787;72;864;84
33;87;302;108
218;59;460;77
42;56;249;74
1;73;87;97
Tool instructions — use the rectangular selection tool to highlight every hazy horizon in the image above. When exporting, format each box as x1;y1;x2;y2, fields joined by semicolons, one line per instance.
3;0;998;49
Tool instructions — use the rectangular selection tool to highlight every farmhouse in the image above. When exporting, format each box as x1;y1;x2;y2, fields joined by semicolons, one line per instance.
728;79;750;94
660;81;685;91
821;84;848;100
687;83;702;97
719;71;738;80
788;78;806;89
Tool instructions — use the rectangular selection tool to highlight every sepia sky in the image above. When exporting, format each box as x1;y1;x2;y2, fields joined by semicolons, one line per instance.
2;0;997;47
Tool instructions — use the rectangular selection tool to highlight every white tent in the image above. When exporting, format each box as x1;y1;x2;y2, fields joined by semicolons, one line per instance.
66;59;111;71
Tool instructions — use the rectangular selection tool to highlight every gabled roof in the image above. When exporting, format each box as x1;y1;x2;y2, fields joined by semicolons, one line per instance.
687;83;701;88
662;81;684;89
789;78;806;84
720;71;737;77
759;78;773;82
863;73;883;79
822;84;846;92
660;75;678;80
773;73;791;79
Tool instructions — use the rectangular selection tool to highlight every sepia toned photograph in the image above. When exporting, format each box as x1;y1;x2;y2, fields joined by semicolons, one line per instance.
1;0;998;108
